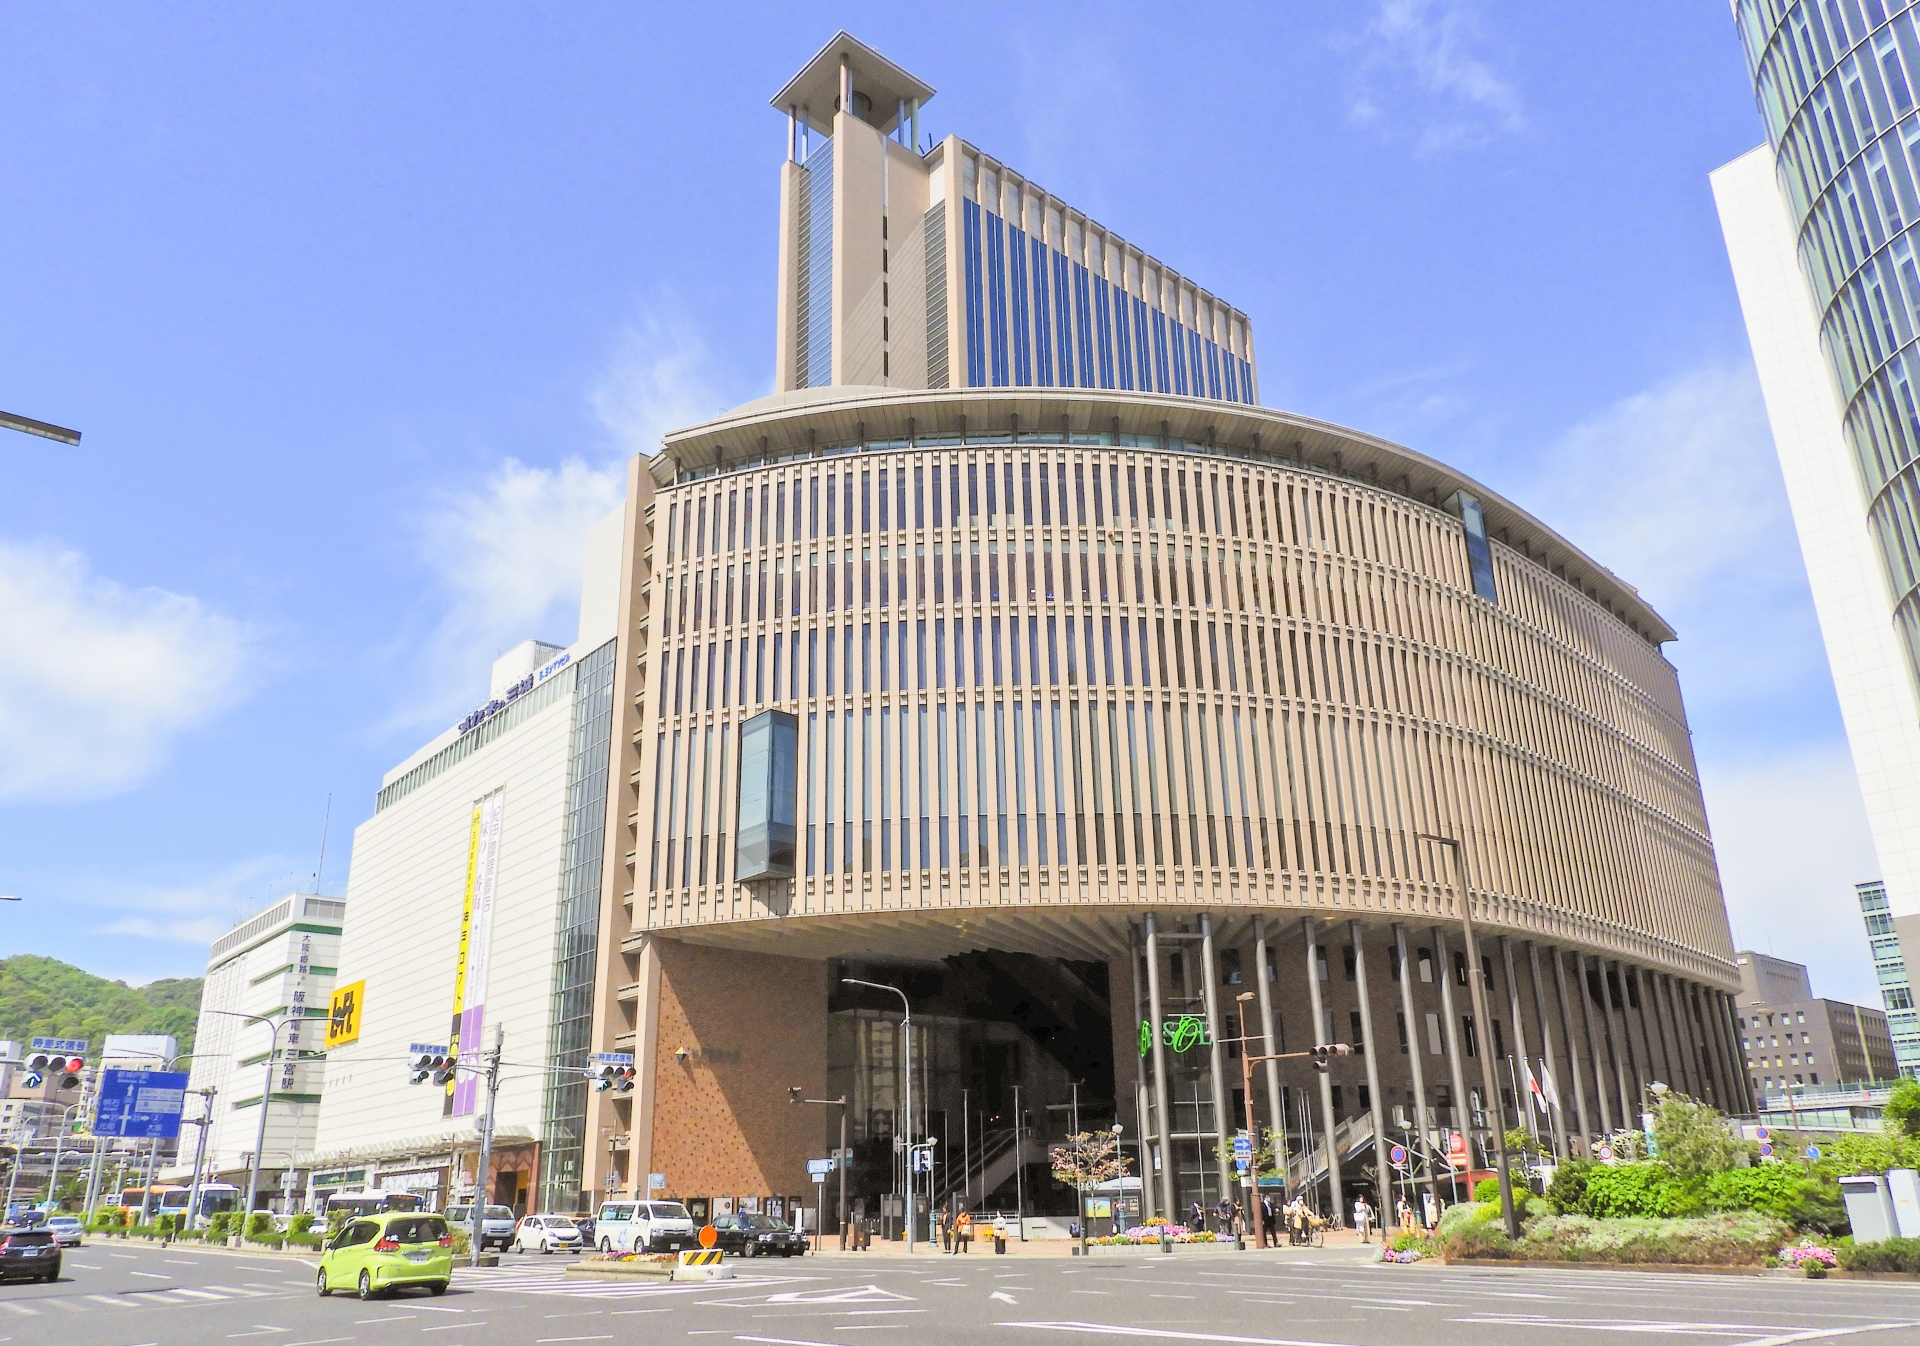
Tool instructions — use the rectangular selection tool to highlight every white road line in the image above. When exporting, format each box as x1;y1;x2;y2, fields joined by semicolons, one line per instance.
173;1289;230;1300
1735;1329;1920;1346
87;1294;138;1309
997;1322;1369;1346
204;1285;268;1296
130;1270;171;1279
0;1306;38;1318
226;1328;293;1338
535;1336;614;1342
736;1337;853;1346
110;1254;137;1260
355;1316;418;1324
421;1324;479;1332
281;1337;356;1346
71;1262;103;1269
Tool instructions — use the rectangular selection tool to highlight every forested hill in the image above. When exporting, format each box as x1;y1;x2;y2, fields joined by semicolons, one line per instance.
0;955;202;1056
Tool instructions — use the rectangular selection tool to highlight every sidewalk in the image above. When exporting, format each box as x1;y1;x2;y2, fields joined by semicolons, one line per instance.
799;1228;1381;1259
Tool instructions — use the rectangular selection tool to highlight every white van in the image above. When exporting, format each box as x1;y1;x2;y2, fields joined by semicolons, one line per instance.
593;1200;697;1253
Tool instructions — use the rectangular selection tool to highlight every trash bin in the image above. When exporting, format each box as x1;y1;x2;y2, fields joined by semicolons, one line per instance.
1840;1175;1899;1245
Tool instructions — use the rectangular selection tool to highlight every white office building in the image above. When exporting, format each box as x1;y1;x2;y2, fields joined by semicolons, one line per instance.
173;894;347;1203
304;502;630;1216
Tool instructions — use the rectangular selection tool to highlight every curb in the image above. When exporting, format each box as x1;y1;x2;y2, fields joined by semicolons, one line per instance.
1442;1258;1787;1276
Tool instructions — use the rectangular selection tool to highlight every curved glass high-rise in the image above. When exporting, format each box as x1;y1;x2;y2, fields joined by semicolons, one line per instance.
1736;0;1920;678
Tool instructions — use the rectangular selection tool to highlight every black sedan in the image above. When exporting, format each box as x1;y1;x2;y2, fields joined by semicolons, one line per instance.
0;1227;61;1282
709;1213;806;1257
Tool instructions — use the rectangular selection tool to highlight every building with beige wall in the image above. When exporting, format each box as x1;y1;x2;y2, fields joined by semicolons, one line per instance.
565;35;1751;1233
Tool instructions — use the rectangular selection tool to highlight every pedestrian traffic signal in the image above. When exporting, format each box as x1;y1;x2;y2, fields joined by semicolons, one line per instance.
1310;1043;1353;1073
408;1045;453;1085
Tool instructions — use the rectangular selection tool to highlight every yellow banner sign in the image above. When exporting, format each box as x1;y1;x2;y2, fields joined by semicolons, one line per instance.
326;980;366;1048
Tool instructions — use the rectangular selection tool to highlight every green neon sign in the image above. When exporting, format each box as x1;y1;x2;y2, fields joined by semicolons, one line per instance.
1139;1015;1213;1057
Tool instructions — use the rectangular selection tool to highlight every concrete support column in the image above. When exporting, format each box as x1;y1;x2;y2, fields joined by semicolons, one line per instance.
1724;992;1755;1114
1144;913;1175;1221
1659;974;1699;1099
1393;924;1442;1212
1500;938;1535;1144
1128;925;1155;1223
1525;943;1568;1159
1708;988;1743;1112
1629;967;1665;1096
1681;981;1715;1107
1253;917;1284;1163
1574;953;1615;1135
1199;913;1234;1207
1430;926;1474;1172
1608;961;1643;1123
1302;918;1344;1223
1349;920;1389;1203
1550;947;1594;1152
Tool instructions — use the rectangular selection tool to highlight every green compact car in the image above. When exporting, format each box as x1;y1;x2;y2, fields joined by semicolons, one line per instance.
317;1213;454;1299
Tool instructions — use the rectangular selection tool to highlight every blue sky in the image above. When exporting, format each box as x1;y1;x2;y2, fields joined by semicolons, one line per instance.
0;3;1882;1000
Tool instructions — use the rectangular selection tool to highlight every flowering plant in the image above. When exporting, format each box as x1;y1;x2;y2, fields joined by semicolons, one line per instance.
1380;1247;1423;1263
1779;1240;1837;1268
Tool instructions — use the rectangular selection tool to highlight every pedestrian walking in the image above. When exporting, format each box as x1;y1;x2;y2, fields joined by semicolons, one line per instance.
955;1210;971;1253
1353;1195;1375;1243
1215;1197;1235;1237
1397;1195;1414;1234
1189;1200;1205;1233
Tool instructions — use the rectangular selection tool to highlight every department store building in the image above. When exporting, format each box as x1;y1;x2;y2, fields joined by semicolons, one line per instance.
561;33;1752;1225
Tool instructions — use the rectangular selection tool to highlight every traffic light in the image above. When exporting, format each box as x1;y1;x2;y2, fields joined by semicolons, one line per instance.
23;1053;83;1089
1310;1043;1354;1073
408;1045;454;1086
612;1064;635;1094
592;1063;636;1094
593;1063;617;1093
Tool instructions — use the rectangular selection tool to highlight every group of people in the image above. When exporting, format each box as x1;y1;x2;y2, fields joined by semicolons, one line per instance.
936;1208;1011;1252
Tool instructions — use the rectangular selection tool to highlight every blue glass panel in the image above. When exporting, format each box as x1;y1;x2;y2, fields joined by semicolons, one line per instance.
1223;351;1238;403
1152;310;1171;392
1094;277;1116;389
1239;357;1255;404
1010;225;1032;386
1073;264;1096;387
987;211;1010;387
1169;320;1189;395
1206;340;1223;400
1133;297;1153;392
1053;252;1076;387
963;200;986;387
1115;288;1134;390
1031;237;1053;386
1449;492;1500;605
736;709;799;880
1189;330;1205;398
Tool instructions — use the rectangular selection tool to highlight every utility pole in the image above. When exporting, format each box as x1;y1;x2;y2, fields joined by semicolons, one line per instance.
842;979;913;1250
471;1025;504;1269
183;1087;216;1229
1418;832;1520;1240
1012;1083;1025;1240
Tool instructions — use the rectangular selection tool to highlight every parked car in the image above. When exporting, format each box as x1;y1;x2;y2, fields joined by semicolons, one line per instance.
709;1212;806;1257
512;1214;583;1254
443;1203;517;1252
592;1200;697;1253
44;1215;83;1248
0;1226;61;1283
316;1213;453;1299
559;1211;595;1243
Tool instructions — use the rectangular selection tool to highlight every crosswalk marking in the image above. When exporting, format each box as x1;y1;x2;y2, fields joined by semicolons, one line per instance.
204;1285;268;1296
173;1288;229;1300
89;1294;140;1309
0;1303;42;1316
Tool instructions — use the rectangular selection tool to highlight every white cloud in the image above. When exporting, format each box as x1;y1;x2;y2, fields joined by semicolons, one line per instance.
1504;363;1884;1002
391;304;738;727
1347;0;1525;152
1702;744;1883;1006
0;540;252;801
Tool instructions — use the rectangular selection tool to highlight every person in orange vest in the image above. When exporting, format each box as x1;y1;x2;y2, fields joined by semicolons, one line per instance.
954;1210;972;1254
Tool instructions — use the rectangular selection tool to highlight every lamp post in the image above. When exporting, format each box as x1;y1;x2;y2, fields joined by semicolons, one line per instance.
1416;832;1520;1239
789;1088;849;1250
202;1009;295;1237
842;978;915;1250
181;1087;217;1229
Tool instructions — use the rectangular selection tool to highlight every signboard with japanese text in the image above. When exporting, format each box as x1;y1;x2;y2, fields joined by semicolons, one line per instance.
95;1068;189;1139
327;980;365;1048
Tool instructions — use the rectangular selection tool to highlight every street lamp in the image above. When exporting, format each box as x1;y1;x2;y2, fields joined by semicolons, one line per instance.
1416;831;1520;1240
789;1087;850;1250
841;978;917;1250
203;1008;297;1237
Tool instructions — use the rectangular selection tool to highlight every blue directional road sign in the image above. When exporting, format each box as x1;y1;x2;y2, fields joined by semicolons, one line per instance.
95;1068;189;1139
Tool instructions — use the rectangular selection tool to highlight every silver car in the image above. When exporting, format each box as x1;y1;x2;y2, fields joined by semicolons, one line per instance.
43;1215;83;1248
512;1214;583;1254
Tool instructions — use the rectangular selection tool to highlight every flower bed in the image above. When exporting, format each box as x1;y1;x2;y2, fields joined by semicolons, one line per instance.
1084;1223;1221;1246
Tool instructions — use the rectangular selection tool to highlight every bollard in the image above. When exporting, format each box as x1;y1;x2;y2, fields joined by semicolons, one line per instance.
1159;1231;1172;1254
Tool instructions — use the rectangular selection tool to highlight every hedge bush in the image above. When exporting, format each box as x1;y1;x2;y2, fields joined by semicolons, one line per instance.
1837;1236;1920;1274
1436;1201;1790;1266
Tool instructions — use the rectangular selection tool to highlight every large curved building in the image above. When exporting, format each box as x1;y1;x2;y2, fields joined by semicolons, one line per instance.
561;34;1748;1228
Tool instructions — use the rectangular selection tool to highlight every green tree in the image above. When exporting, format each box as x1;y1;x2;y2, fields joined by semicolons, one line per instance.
1884;1078;1920;1139
0;955;201;1055
1651;1094;1746;1178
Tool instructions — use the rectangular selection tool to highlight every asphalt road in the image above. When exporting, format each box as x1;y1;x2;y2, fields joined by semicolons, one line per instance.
7;1235;1920;1346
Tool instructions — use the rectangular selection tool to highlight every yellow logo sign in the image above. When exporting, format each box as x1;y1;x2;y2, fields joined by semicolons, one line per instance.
326;980;365;1048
